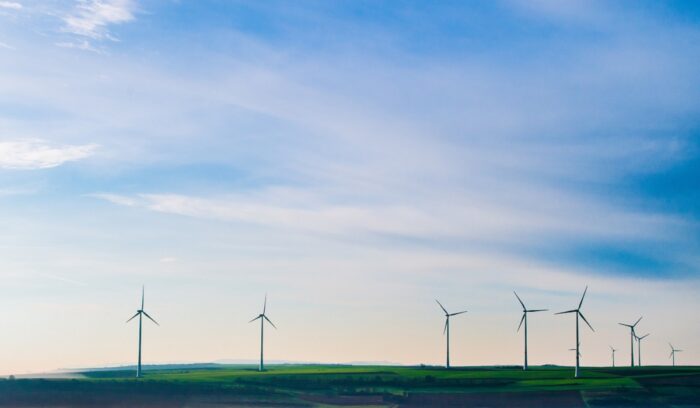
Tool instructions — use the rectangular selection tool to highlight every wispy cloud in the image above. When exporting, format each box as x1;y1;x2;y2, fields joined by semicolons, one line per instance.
62;0;136;41
91;189;686;250
38;273;87;287
0;139;97;170
55;39;103;53
0;1;22;10
89;193;139;207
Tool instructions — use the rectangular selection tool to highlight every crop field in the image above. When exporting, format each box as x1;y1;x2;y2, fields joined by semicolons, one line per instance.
1;365;699;407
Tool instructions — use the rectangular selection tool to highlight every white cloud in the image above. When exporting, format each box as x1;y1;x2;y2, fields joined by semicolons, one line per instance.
55;40;103;53
0;1;22;10
89;193;139;207
63;0;136;40
92;189;685;248
0;41;14;50
0;139;97;170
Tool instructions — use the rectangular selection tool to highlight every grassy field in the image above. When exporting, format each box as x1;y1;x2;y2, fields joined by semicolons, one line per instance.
1;364;699;407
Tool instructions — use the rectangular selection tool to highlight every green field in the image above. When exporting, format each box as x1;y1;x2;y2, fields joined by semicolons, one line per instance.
1;365;699;407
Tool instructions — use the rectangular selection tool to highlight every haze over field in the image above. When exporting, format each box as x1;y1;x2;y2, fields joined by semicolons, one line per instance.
0;0;699;375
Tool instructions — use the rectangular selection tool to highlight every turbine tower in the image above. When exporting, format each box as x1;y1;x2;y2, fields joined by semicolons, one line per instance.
635;333;649;367
436;300;467;369
555;286;594;378
249;294;276;372
126;286;159;378
610;346;617;367
513;291;547;370
618;317;642;367
669;343;682;367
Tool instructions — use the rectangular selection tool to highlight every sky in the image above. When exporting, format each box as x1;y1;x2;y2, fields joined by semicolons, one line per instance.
0;0;699;375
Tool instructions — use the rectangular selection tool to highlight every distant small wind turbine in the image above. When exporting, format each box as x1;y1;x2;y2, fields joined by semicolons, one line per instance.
249;294;276;372
635;333;650;367
569;345;581;358
555;286;594;378
669;343;682;367
610;346;617;367
436;300;467;369
126;286;159;378
513;291;547;371
618;317;642;367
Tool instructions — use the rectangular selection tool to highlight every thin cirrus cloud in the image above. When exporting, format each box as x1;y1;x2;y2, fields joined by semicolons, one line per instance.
90;190;685;248
0;1;22;10
0;139;97;170
62;0;136;41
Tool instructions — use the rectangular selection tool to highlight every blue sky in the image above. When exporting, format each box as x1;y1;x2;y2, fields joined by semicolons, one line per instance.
0;0;699;373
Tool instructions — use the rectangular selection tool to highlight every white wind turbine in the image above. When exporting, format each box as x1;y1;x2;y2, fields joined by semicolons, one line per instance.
436;300;467;369
513;291;547;370
635;333;650;367
126;286;159;378
669;343;682;367
249;294;277;372
610;346;617;367
618;317;642;367
555;286;594;378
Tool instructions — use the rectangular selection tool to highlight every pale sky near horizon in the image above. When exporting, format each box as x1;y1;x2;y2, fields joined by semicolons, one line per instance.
1;0;699;375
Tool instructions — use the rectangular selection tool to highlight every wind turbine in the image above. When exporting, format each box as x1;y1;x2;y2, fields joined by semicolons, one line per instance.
513;291;547;370
126;286;159;378
610;346;617;367
635;333;650;367
618;317;642;367
555;286;594;378
436;300;467;369
669;343;682;367
249;294;276;372
569;345;581;358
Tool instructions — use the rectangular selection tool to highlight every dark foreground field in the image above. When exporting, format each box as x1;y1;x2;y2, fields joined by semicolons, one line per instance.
1;365;699;407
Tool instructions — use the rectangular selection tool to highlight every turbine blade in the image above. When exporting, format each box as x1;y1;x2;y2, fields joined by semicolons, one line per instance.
579;311;594;332
669;343;674;350
517;313;525;332
263;293;267;315
619;323;632;327
578;286;588;309
449;310;467;317
263;315;277;329
126;311;140;323
443;319;448;335
555;309;577;315
633;316;643;327
513;291;526;310
435;299;448;314
249;315;262;323
639;334;650;340
142;311;159;326
670;351;674;358
141;285;145;310
526;309;548;313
